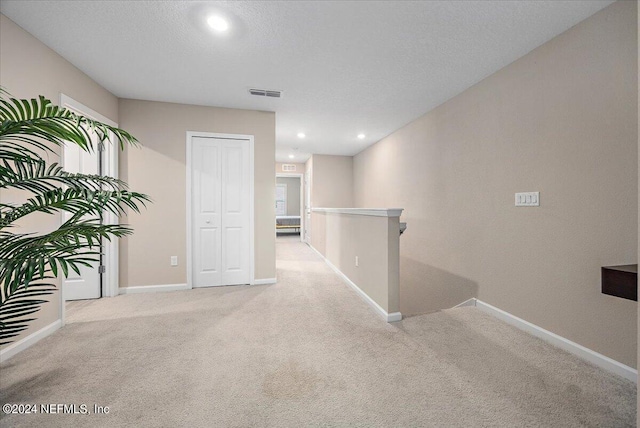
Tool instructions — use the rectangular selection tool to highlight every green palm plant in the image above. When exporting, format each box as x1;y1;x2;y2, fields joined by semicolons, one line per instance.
0;89;150;345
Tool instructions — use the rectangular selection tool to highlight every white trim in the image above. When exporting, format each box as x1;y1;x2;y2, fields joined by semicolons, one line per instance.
276;172;304;242
0;320;62;363
456;298;637;383
60;94;117;127
118;283;189;295
250;136;255;284
186;134;193;290
308;244;402;323
186;132;255;289
312;207;404;217
100;119;119;299
304;171;310;243
453;298;477;308
253;278;277;285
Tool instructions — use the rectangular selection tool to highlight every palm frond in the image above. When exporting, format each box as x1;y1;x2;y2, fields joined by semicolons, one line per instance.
0;281;55;345
0;140;55;164
0;221;134;296
0;88;151;345
0;159;128;192
0;94;139;155
1;186;149;226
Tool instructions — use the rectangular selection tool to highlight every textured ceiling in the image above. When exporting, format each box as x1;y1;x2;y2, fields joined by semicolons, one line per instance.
0;1;613;162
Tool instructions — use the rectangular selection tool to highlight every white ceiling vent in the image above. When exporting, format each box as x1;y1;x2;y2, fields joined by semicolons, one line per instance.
282;164;296;172
249;88;282;98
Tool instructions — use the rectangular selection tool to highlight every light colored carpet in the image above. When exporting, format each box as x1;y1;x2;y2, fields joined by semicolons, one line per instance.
0;235;635;427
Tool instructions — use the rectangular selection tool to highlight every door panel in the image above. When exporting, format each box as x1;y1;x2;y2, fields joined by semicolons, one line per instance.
200;228;219;272
224;146;243;213
224;227;242;271
62;131;101;300
192;137;251;287
199;144;219;213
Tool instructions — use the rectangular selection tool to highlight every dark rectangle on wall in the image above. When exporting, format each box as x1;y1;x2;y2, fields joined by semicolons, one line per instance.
601;265;637;301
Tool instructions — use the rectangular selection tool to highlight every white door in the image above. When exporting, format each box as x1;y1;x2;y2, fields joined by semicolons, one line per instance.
62;135;102;300
275;183;287;216
192;136;251;287
304;172;311;242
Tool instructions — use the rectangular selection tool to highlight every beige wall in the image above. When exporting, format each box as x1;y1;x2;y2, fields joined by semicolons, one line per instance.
309;155;354;208
354;1;638;367
305;154;354;244
0;14;119;346
0;15;118;120
311;212;400;313
276;177;302;217
276;162;305;174
118;99;276;287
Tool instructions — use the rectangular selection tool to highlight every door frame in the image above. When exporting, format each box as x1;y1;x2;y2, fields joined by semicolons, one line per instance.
186;131;255;288
58;94;120;323
304;170;310;243
275;172;304;242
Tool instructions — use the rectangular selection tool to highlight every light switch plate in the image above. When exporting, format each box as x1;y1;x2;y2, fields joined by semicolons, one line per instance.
515;192;539;207
170;256;178;266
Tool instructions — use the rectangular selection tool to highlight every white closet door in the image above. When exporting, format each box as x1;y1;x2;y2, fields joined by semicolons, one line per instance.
62;137;102;300
193;138;222;287
192;137;251;287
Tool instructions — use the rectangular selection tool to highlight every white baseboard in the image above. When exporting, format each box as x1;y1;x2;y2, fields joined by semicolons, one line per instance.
453;298;477;308
386;311;403;322
456;298;637;383
119;283;189;295
253;278;277;285
308;245;402;323
0;320;62;363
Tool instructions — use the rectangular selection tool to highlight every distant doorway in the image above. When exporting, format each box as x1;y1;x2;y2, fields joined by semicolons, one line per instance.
275;174;303;241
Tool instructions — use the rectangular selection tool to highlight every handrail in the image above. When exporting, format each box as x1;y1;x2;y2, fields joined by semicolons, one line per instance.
312;207;403;217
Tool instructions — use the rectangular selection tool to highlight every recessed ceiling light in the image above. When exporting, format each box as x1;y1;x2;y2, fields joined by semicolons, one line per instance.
288;154;295;159
207;15;229;32
297;132;306;139
357;133;366;139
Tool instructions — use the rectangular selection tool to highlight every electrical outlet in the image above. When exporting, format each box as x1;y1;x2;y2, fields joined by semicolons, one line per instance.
170;256;178;266
515;192;540;207
355;256;359;267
